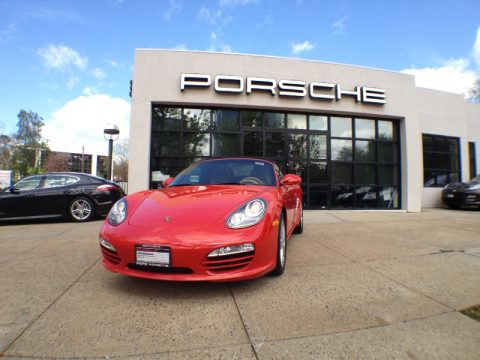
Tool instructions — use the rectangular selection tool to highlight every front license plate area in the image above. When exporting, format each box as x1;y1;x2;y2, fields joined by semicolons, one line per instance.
136;245;170;267
447;194;454;198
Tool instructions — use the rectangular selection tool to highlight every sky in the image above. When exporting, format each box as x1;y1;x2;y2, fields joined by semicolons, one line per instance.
0;0;479;156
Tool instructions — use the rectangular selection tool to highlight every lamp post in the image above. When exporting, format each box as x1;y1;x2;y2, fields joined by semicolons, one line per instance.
103;125;120;181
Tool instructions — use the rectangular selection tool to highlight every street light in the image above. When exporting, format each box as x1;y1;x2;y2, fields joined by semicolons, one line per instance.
103;124;120;181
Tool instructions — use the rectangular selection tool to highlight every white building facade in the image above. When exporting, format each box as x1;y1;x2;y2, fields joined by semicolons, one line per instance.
128;50;480;212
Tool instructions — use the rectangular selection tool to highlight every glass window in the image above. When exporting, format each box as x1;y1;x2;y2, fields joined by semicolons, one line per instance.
15;176;42;191
356;186;378;208
152;107;182;131
378;120;394;140
44;175;67;188
379;165;398;186
244;131;263;156
331;117;352;138
309;186;328;208
288;134;307;158
184;109;210;131
355;140;376;162
309;115;328;131
152;132;181;157
264;112;285;128
288;161;307;180
379;187;399;209
183;133;210;157
309;162;327;183
212;134;240;157
355;119;375;139
422;134;460;187
265;132;285;157
356;164;377;184
310;135;327;159
331;185;354;208
213;110;240;132
331;163;352;184
331;139;352;161
378;142;397;163
241;111;263;127
287;114;307;129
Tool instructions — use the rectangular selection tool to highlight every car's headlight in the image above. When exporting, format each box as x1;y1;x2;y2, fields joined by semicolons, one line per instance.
226;198;267;229
108;198;127;225
468;184;480;190
444;184;450;189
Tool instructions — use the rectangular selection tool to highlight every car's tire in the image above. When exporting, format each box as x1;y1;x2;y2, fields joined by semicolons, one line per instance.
271;214;287;276
68;197;95;222
293;204;303;234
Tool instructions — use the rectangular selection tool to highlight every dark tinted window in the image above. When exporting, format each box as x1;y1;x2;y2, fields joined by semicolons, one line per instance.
422;134;460;187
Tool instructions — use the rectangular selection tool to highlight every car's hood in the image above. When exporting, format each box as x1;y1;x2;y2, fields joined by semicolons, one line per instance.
128;185;273;227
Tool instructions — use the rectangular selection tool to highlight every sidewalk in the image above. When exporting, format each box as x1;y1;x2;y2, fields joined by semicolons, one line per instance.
1;208;479;359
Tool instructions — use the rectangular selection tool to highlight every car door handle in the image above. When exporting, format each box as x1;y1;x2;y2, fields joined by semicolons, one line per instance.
26;194;35;198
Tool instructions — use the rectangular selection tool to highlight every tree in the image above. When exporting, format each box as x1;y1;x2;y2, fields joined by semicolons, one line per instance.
113;139;129;181
468;79;480;103
8;110;50;179
44;153;70;172
0;134;12;170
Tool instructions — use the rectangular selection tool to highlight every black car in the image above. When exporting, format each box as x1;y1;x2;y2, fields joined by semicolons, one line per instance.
0;172;125;222
442;175;480;209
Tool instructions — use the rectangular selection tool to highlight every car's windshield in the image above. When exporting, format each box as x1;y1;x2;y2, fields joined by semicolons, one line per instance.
169;159;276;187
472;175;480;183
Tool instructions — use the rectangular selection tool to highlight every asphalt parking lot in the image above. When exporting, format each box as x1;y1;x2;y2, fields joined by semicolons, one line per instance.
1;208;480;359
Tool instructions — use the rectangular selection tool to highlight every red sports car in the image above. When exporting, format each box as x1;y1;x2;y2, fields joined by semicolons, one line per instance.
99;158;303;282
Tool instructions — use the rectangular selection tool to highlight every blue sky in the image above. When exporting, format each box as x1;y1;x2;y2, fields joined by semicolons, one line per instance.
1;0;479;155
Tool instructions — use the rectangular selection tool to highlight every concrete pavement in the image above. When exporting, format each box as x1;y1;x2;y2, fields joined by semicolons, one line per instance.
1;208;480;359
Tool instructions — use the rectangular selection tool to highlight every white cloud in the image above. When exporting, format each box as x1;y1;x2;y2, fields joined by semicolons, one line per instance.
106;59;122;69
38;44;88;71
220;0;257;7
291;41;315;55
207;32;232;53
67;76;79;90
332;16;347;35
43;94;130;156
91;67;107;79
0;22;16;44
163;0;182;20
83;86;99;95
173;44;188;50
401;58;476;95
473;26;480;67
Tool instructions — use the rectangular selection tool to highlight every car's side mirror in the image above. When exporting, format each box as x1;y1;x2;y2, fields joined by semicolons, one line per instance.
162;177;174;188
9;185;19;194
281;174;302;186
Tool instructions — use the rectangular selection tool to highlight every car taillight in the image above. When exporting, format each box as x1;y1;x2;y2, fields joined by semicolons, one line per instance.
97;184;118;191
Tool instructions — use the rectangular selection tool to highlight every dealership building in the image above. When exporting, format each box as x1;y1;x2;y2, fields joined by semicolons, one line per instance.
128;50;480;212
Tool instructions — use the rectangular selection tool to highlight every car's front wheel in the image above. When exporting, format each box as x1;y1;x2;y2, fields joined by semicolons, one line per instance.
68;197;95;222
271;214;286;276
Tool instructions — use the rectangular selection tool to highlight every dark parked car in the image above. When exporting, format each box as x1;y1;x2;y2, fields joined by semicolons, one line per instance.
442;175;480;209
0;172;125;222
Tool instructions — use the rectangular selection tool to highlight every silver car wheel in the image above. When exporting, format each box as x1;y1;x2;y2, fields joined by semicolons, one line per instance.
70;199;92;221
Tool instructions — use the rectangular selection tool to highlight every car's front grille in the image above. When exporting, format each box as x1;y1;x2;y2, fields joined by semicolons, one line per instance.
203;251;254;273
101;247;121;265
128;264;193;274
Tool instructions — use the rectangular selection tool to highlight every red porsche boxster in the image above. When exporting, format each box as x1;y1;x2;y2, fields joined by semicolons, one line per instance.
99;158;303;282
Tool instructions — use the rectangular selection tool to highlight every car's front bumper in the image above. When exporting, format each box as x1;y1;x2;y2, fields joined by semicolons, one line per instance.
99;218;279;282
442;190;480;207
